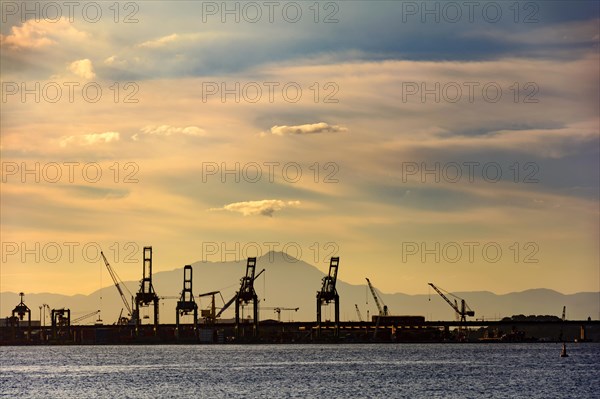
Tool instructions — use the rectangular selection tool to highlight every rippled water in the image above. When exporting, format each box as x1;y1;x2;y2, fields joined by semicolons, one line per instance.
1;343;598;398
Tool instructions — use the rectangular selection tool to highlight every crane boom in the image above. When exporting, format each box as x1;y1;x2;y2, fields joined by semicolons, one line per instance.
216;294;237;318
215;268;265;319
428;283;474;322
100;251;133;316
253;268;265;281
199;291;221;298
429;283;457;312
72;310;100;324
366;278;388;316
355;304;363;322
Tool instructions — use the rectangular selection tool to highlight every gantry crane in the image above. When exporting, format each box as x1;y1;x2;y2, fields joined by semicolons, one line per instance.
316;257;340;337
100;251;136;325
135;246;159;333
235;258;264;337
51;308;70;326
428;283;474;323
216;258;265;337
355;304;363;322
7;293;32;340
51;308;71;339
176;265;198;336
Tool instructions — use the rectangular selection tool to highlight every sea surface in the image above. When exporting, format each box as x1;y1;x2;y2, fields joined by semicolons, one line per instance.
1;343;598;398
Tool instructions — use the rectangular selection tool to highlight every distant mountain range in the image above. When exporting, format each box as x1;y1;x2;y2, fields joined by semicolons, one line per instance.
2;251;598;325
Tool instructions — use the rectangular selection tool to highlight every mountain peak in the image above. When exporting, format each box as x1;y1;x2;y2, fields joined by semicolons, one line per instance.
257;250;302;264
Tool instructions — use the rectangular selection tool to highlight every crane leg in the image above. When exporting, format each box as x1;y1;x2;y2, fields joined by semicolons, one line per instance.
334;295;340;338
316;296;322;338
235;297;241;338
154;299;159;335
253;296;258;338
176;309;180;338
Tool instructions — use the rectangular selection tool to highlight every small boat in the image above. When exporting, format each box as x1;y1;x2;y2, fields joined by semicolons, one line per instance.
560;343;568;357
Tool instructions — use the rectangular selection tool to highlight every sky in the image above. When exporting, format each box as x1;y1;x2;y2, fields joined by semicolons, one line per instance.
1;1;599;297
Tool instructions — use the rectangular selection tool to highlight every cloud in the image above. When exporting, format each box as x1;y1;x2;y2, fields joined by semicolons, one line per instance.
59;132;120;147
68;59;96;80
270;123;348;136
391;122;599;159
0;18;87;50
104;55;128;67
133;125;206;140
472;18;600;46
137;32;227;49
139;33;180;48
209;200;301;217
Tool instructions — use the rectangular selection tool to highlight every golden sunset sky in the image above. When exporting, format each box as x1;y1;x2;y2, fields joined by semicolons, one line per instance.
1;1;598;296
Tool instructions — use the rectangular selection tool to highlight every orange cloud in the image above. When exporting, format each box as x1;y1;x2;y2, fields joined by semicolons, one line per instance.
68;59;96;80
0;18;87;50
210;200;301;217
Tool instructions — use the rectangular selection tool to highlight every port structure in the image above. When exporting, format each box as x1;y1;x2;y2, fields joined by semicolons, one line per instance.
176;265;198;337
51;308;70;339
273;307;299;322
234;257;264;338
260;307;300;322
355;304;363;322
316;257;340;338
100;250;135;325
428;282;474;337
72;310;101;325
366;278;389;317
366;277;389;339
199;290;224;325
135;246;159;333
9;292;31;339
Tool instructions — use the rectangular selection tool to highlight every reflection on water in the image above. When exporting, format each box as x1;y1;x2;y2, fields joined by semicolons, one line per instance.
1;343;598;398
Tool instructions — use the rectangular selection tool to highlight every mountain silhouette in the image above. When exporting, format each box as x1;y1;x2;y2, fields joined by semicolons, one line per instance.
1;251;597;324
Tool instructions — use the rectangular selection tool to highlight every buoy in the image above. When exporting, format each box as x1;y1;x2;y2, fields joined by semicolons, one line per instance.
560;343;568;357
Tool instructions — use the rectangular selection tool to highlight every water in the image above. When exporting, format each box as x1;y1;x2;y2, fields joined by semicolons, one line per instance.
1;343;598;398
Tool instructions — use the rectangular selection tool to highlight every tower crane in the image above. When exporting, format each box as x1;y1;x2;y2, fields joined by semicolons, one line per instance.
428;283;474;323
366;278;389;316
355;304;363;322
100;251;136;325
